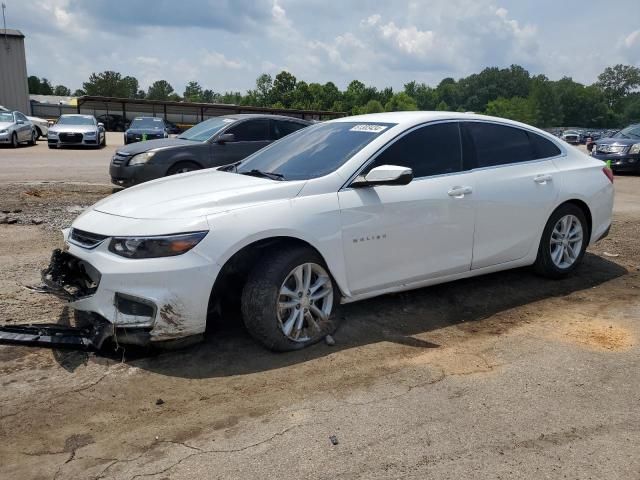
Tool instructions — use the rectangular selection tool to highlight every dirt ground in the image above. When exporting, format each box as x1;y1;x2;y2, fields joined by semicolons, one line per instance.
1;141;639;479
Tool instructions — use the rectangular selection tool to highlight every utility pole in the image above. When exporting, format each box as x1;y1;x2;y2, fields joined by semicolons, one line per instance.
2;3;8;50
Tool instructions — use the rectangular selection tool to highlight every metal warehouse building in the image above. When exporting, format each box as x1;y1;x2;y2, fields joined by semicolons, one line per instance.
0;29;30;113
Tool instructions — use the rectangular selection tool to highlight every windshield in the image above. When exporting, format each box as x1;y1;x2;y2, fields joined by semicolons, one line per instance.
236;122;395;180
130;117;165;129
613;125;640;139
57;116;95;126
0;112;14;122
178;117;232;141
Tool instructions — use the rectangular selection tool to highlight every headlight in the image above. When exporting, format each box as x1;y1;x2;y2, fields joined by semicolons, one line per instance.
108;231;208;259
0;129;7;134
630;144;640;155
48;131;58;137
128;151;156;165
85;131;96;137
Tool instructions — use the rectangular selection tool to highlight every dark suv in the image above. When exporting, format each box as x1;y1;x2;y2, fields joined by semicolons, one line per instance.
591;124;640;173
110;114;311;187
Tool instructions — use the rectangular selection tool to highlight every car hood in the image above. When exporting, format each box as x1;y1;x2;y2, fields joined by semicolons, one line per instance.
50;124;97;133
92;169;306;219
595;137;638;146
116;137;197;155
0;121;16;130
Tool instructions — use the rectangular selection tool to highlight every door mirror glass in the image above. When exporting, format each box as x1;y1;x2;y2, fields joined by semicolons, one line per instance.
217;133;235;144
351;165;413;187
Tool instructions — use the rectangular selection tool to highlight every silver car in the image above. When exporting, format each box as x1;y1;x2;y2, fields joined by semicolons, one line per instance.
48;114;106;149
0;111;37;147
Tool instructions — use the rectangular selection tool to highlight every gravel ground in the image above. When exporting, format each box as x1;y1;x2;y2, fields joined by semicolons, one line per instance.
1;144;639;479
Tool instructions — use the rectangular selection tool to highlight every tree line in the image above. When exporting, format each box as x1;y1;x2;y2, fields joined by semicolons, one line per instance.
28;64;640;128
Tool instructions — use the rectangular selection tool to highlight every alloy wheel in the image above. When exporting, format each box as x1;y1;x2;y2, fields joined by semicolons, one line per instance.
277;262;333;342
550;214;583;269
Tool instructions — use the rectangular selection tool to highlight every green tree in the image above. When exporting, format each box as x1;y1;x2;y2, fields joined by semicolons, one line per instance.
255;74;273;106
272;71;297;107
485;97;536;124
28;76;41;94
183;81;204;102
39;78;53;95
385;92;418;111
404;81;437;110
596;64;640;108
357;99;384;114
435;100;449;111
147;80;175;100
202;89;219;103
528;75;562;127
72;89;86;97
82;71;138;97
53;85;71;96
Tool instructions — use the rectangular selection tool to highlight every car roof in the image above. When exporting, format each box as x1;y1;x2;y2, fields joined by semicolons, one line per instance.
60;114;95;119
329;111;555;135
220;113;311;123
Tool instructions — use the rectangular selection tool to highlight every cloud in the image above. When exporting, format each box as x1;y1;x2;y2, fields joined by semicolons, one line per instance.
620;30;640;64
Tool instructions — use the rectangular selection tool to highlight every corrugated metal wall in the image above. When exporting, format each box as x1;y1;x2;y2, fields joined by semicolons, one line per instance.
0;33;30;113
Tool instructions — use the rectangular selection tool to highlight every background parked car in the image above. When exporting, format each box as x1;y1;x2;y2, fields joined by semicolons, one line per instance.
110;114;311;187
47;114;106;149
562;130;581;144
96;114;128;132
591;123;640;173
0;104;48;139
124;117;169;144
164;120;183;134
0;110;37;147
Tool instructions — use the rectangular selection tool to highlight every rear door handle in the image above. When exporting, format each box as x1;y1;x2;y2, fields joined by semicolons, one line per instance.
534;174;553;184
448;186;473;198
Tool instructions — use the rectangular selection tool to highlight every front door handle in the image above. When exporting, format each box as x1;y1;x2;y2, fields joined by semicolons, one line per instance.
448;186;473;198
534;174;553;184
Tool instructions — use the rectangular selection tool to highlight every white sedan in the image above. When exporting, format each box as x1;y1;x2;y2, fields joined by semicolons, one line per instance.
45;112;613;351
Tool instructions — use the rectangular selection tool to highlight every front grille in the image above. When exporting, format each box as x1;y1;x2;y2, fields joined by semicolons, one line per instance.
59;132;83;143
70;228;109;249
112;152;131;166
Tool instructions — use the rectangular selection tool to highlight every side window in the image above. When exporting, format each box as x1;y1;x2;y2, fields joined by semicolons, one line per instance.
367;122;462;178
274;120;306;139
529;132;562;159
465;122;534;167
228;119;270;142
15;112;27;122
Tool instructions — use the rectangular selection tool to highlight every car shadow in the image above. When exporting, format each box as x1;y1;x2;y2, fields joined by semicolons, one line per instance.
92;252;625;379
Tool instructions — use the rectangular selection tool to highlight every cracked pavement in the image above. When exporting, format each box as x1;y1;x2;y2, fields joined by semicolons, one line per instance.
1;147;640;479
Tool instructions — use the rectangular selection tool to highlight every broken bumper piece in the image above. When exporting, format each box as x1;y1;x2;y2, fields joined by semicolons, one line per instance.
39;248;101;301
0;319;112;350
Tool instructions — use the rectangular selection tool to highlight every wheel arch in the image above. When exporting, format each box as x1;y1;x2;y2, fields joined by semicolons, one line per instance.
560;198;593;241
165;158;204;175
207;235;345;327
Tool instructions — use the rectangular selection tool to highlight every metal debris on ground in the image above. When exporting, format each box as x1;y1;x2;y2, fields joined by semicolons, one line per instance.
603;252;620;257
156;398;165;406
325;334;336;346
329;435;339;445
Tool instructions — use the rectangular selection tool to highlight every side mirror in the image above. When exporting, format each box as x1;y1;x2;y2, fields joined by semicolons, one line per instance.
16;120;24;125
217;133;235;144
98;122;105;128
351;165;413;188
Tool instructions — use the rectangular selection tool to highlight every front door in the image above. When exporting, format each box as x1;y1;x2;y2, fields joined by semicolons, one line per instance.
211;118;272;166
338;122;476;295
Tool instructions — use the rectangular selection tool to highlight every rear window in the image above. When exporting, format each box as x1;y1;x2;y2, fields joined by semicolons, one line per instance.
529;132;561;159
465;122;534;167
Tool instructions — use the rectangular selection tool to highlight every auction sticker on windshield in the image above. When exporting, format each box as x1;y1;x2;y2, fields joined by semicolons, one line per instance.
350;124;388;133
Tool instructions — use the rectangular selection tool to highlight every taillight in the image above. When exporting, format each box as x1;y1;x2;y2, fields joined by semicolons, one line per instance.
603;166;614;183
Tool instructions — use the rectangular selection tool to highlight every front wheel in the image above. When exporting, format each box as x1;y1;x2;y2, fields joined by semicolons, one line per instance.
11;133;18;148
167;161;201;176
534;204;588;278
29;130;37;146
241;247;339;351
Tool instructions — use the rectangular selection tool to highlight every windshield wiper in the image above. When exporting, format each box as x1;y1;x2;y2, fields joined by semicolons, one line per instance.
241;169;285;181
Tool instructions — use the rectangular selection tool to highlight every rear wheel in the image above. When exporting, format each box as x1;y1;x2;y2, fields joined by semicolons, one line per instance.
35;127;43;139
167;161;201;176
29;130;37;146
534;204;588;278
241;246;338;351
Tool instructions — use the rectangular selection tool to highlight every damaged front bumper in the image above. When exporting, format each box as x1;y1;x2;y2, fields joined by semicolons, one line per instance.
17;232;219;347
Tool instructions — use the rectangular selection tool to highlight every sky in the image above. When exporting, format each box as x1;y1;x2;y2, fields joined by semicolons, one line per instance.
6;0;640;95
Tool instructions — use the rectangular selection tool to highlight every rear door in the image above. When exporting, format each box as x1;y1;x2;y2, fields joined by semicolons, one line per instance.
211;118;273;166
463;122;561;269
